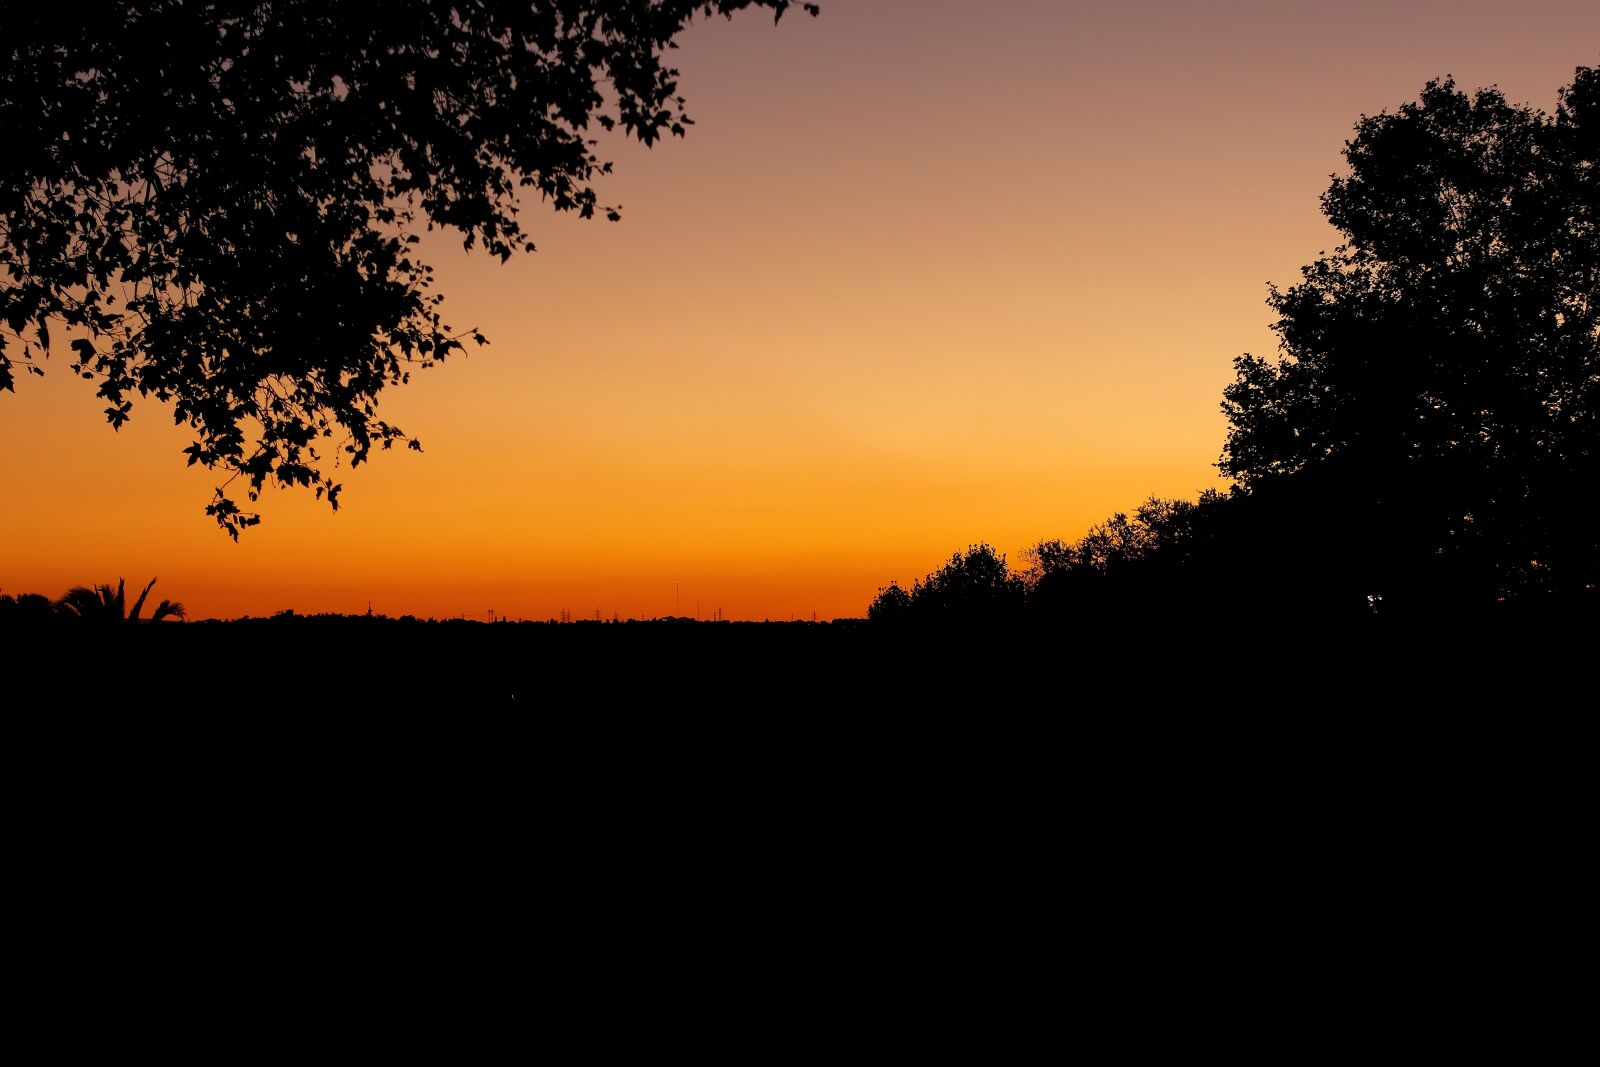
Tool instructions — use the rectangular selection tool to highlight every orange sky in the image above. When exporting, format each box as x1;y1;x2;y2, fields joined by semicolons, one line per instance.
5;1;1600;621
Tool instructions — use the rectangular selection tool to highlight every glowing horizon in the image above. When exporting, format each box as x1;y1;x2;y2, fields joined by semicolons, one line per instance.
5;0;1599;621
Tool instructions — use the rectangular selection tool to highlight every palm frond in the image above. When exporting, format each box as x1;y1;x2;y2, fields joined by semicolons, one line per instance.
58;576;185;622
55;585;104;619
129;577;158;622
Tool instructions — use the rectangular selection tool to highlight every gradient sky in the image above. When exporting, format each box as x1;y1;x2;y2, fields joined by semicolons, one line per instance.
5;0;1600;620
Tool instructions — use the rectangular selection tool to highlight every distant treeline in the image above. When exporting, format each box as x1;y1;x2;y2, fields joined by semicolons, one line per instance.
868;473;1600;626
0;596;857;627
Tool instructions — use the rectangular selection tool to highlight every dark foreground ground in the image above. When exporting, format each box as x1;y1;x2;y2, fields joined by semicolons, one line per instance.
6;613;1585;811
5;617;1586;1002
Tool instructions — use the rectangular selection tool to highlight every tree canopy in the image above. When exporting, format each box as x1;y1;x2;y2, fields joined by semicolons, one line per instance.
1222;69;1600;602
0;0;816;535
867;543;1026;623
869;67;1600;625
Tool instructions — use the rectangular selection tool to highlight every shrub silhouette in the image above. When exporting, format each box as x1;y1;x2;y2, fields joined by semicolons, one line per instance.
0;591;53;626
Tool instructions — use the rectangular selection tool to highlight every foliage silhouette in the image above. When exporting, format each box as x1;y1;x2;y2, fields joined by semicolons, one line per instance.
1222;69;1600;609
1022;494;1221;621
874;489;1391;627
54;578;186;623
0;591;54;627
0;1;818;536
869;544;1025;624
866;582;911;623
875;68;1600;625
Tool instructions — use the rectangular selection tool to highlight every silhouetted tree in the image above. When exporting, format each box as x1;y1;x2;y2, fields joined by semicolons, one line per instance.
880;543;1025;623
1222;69;1600;610
0;1;818;536
1021;494;1227;621
867;582;912;622
55;578;186;623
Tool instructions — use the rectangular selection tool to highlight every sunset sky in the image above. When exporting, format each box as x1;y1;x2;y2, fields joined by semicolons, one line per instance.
5;0;1600;621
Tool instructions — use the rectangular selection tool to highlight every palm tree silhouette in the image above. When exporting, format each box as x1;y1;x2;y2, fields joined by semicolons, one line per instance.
55;578;186;623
